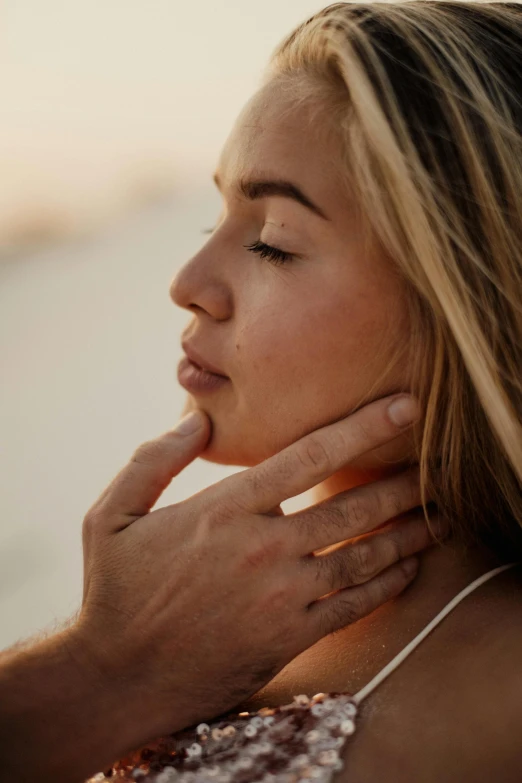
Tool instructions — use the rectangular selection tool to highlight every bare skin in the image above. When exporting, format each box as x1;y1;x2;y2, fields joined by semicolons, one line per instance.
1;73;518;783
235;461;522;781
170;76;522;780
238;538;522;782
0;397;437;783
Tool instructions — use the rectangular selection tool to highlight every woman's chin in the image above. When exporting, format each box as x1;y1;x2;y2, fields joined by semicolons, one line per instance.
197;433;262;468
177;398;282;467
192;411;418;476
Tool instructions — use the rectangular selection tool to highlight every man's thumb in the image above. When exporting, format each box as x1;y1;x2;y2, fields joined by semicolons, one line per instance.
89;410;211;531
173;409;208;437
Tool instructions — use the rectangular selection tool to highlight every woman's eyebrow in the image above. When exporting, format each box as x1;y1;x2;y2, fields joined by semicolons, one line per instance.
212;172;330;221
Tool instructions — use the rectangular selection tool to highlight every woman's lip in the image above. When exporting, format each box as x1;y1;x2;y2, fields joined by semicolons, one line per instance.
181;341;228;377
177;355;230;394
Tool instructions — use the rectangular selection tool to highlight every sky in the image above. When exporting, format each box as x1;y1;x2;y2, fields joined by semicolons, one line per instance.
0;0;326;250
1;0;334;644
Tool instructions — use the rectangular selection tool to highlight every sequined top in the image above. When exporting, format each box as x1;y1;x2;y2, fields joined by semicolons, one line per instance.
86;563;518;783
89;691;356;783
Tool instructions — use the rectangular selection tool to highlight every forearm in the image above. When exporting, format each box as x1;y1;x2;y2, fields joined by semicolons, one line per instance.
0;628;148;783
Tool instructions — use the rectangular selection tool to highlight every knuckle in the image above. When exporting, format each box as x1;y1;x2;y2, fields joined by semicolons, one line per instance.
279;449;299;480
345;496;372;530
351;419;373;447
327;601;352;633
334;550;353;588
381;535;403;566
377;570;400;603
204;501;234;528
219;491;250;520
269;451;296;486
261;579;295;614
131;438;165;465
189;499;232;540
311;551;327;584
243;531;284;571
82;513;95;539
341;592;367;625
296;436;333;474
347;542;375;582
82;509;102;539
242;466;266;499
244;450;294;497
385;490;403;518
325;502;348;533
329;591;366;630
289;508;316;544
320;551;348;591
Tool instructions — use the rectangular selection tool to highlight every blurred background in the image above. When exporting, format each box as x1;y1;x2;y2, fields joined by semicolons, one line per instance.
0;0;324;648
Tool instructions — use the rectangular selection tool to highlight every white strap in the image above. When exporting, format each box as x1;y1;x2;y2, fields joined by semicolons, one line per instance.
352;561;520;705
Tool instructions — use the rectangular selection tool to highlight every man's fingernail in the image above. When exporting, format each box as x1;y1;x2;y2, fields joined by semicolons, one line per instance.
387;395;421;428
174;411;203;436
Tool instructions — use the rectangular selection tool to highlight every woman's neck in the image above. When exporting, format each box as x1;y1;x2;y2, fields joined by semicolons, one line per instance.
313;465;505;681
240;465;505;709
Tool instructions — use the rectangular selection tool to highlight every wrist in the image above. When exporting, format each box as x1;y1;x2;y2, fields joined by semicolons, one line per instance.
69;618;196;746
0;625;152;782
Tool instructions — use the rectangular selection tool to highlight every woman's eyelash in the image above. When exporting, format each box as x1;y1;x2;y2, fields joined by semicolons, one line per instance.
243;240;294;266
200;228;294;267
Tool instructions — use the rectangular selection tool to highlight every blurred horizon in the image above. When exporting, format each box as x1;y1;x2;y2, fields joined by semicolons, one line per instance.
0;0;326;257
0;0;324;648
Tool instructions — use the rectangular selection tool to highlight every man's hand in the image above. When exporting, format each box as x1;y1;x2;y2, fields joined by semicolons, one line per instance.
0;393;440;782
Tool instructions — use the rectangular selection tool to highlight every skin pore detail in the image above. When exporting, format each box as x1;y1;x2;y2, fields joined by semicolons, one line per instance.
169;75;522;773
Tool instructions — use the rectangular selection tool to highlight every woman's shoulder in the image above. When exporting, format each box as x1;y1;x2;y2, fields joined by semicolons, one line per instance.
91;568;522;783
338;569;522;783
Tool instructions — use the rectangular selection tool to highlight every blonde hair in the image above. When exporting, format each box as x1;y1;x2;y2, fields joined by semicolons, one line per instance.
264;1;522;557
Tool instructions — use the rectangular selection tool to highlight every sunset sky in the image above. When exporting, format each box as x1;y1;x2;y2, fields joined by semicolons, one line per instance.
0;0;324;247
1;0;332;644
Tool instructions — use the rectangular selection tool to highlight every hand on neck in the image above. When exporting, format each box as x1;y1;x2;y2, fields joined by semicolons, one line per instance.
289;461;505;694
241;458;506;710
313;460;503;607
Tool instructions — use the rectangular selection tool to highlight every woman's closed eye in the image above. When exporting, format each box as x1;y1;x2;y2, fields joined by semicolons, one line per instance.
243;240;294;266
200;227;295;267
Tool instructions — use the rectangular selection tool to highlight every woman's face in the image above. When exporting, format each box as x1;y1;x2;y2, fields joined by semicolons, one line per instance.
170;78;412;469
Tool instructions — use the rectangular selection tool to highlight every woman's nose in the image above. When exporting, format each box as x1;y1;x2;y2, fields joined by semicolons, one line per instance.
169;257;232;321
